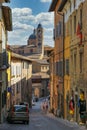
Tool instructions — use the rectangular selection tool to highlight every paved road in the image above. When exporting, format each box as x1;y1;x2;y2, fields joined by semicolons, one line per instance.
0;100;86;130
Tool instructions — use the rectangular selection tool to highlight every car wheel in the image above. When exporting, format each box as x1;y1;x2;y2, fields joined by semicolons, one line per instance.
26;121;29;124
10;120;13;124
23;121;25;124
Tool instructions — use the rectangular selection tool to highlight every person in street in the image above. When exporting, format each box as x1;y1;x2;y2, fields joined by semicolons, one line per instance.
41;99;49;114
41;101;45;112
45;100;48;113
69;97;75;121
78;91;86;124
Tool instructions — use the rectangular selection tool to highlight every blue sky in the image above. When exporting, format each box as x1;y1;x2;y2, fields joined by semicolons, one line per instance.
5;0;54;47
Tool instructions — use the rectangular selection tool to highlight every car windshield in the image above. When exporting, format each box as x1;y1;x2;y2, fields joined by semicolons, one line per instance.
14;106;26;112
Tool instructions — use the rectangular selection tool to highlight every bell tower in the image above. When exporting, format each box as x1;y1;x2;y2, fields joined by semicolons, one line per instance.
37;23;44;58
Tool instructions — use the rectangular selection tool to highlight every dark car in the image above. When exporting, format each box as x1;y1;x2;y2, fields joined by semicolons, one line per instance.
7;105;29;124
20;102;29;108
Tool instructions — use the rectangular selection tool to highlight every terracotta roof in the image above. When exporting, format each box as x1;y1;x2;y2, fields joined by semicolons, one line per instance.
32;72;49;79
58;0;67;11
5;0;10;2
35;59;49;65
49;0;58;11
44;45;53;51
0;0;10;2
11;52;32;62
2;6;12;31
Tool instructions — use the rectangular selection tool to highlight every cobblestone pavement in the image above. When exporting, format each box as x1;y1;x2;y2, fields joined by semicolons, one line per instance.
46;112;87;130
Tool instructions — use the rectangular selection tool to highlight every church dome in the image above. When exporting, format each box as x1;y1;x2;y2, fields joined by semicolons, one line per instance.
29;33;36;40
29;29;36;40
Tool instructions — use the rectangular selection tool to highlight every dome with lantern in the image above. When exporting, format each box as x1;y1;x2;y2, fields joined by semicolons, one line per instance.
29;29;36;40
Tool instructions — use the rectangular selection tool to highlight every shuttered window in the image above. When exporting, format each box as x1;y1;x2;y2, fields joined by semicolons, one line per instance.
56;61;63;76
53;28;55;40
65;59;69;75
3;51;8;67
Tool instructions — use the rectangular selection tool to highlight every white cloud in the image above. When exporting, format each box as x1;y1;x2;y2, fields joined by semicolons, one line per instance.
13;22;33;30
8;8;54;47
40;0;51;3
12;8;32;16
36;12;53;22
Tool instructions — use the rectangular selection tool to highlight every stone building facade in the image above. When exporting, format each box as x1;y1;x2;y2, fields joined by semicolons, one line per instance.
49;0;65;117
49;0;87;123
11;52;32;107
0;0;12;123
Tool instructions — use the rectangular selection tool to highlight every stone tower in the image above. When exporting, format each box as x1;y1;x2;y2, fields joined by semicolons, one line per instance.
37;23;44;57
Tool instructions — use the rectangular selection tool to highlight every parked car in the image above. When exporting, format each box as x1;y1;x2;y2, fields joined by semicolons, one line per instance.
20;102;29;108
7;105;29;124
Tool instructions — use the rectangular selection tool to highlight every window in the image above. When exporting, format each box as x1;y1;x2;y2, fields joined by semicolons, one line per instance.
58;21;62;36
80;9;82;29
80;53;83;73
74;0;76;8
3;51;8;66
53;62;56;75
56;61;63;76
56;24;58;38
70;18;72;36
65;59;69;75
74;15;76;33
53;28;55;40
56;21;62;38
70;1;71;12
22;50;24;54
12;85;15;96
71;55;73;74
74;54;76;73
30;49;33;53
16;83;20;94
22;62;24;69
11;65;15;77
42;66;44;70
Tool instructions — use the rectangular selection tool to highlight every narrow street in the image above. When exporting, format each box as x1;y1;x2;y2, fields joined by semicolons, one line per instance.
0;99;86;130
